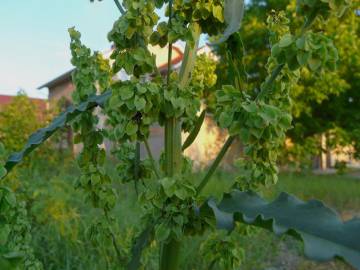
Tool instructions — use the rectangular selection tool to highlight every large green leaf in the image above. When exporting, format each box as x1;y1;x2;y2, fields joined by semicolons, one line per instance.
215;0;245;43
201;190;360;269
2;90;112;176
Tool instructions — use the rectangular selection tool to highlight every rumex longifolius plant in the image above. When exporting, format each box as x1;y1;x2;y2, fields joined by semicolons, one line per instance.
1;0;360;269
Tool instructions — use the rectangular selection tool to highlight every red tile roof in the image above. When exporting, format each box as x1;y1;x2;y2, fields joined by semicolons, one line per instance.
0;95;47;111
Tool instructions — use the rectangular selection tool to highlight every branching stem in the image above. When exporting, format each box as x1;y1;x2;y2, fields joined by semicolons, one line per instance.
196;136;236;195
104;210;124;265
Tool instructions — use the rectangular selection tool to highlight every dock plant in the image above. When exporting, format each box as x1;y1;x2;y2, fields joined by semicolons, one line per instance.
1;0;359;269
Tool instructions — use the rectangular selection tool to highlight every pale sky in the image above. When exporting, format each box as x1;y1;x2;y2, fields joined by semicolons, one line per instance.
0;1;241;99
0;1;132;99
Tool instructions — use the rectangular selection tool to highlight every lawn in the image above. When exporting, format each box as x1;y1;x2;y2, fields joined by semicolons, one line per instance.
18;161;360;269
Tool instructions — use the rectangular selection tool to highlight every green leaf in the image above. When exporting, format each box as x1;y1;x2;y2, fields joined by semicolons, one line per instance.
215;0;245;43
174;188;188;200
258;105;279;123
126;122;138;136
2;90;111;176
182;110;206;151
219;112;233;128
127;225;154;270
296;36;306;49
155;223;171;242
0;167;6;179
134;97;146;111
0;225;10;245
212;5;224;23
279;34;294;48
4;191;16;207
297;51;310;66
308;57;322;71
120;86;134;100
201;190;360;269
242;102;257;113
271;44;282;57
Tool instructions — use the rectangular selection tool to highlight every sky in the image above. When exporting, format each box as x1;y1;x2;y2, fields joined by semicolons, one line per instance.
0;0;131;99
0;1;238;99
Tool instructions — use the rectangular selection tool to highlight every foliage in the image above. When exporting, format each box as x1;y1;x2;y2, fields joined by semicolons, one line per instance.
191;53;218;100
2;0;359;270
200;229;245;269
0;94;43;153
0;144;42;270
215;0;359;167
3;91;111;174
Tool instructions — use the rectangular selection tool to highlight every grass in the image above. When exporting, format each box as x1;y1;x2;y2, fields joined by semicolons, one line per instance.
16;160;360;270
203;170;360;214
270;172;360;213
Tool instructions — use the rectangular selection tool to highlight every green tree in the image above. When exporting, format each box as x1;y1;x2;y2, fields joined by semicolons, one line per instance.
215;0;359;166
0;93;43;152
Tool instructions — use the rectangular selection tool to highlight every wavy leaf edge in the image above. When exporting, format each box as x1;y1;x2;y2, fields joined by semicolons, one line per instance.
201;190;360;269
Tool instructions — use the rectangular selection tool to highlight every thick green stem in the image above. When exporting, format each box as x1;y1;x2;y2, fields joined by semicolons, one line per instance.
196;136;235;195
160;20;201;270
159;239;182;270
164;118;182;176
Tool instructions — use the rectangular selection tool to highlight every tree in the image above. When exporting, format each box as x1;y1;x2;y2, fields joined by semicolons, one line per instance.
0;93;43;152
1;0;360;269
215;0;360;167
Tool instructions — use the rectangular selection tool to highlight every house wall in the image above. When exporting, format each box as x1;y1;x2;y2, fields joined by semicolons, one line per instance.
49;80;75;103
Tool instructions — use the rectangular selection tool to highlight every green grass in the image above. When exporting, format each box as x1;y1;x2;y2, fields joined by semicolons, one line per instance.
270;172;360;213
15;161;360;269
203;170;360;214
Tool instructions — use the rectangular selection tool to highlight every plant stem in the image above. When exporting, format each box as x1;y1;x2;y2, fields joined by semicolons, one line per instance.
161;14;202;270
159;239;182;270
104;210;124;265
166;0;174;87
178;23;201;89
144;139;161;178
113;0;125;15
164;118;182;177
255;64;284;101
134;141;140;194
160;1;184;269
196;136;235;195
